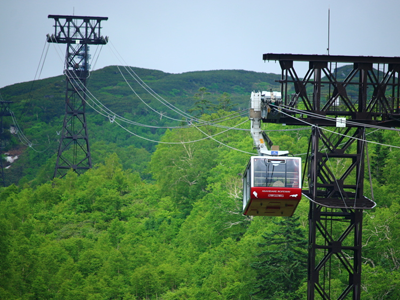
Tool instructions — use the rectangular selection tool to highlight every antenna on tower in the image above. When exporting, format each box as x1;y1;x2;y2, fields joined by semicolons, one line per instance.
327;8;330;55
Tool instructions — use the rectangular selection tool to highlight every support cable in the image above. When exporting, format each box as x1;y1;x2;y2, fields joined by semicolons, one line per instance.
114;63;251;127
113;118;254;151
319;127;348;209
108;41;194;120
354;129;366;207
64;67;249;130
116;65;191;123
192;122;255;155
9;111;53;153
280;104;400;132
63;68;257;152
108;41;257;128
365;135;375;200
63;67;252;148
275;106;400;150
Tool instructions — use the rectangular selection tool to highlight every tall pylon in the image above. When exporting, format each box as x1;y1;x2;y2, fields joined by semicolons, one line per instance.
47;15;108;178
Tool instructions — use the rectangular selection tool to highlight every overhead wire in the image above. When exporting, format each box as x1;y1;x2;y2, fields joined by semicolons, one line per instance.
17;38;51;117
65;68;248;130
46;37;190;129
192;122;255;155
34;40;50;83
9;111;54;153
275;104;396;208
108;41;254;128
57;59;248;130
280;103;400;132
274;105;400;150
51;38;303;136
61;67;255;150
114;118;251;145
44;38;400;156
116;65;190;122
108;41;196;120
64;72;312;154
116;62;252;127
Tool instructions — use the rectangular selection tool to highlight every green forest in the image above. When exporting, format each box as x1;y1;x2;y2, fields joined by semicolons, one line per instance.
1;66;400;299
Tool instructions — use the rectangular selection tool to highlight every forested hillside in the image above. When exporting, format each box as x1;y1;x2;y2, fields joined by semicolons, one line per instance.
1;66;400;299
0;66;281;186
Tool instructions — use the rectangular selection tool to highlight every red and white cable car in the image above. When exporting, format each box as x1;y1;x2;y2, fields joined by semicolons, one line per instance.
243;156;302;216
243;91;302;216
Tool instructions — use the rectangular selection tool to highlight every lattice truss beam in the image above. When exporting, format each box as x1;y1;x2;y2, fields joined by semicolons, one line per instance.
263;54;400;127
308;206;363;300
47;15;108;45
302;123;373;300
55;75;91;175
304;126;375;209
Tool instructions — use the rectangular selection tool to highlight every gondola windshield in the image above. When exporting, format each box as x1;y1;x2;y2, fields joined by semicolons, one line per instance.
254;158;300;188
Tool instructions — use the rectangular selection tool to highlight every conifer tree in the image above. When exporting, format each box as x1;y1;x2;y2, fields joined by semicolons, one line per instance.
188;87;212;116
252;216;307;299
371;131;389;185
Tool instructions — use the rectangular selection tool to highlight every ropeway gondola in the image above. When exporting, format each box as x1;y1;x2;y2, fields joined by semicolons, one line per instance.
243;91;302;216
243;155;302;216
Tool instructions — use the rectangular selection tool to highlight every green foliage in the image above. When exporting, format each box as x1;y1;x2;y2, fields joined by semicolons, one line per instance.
251;216;307;299
1;66;281;186
1;66;400;299
370;131;389;184
188;87;213;116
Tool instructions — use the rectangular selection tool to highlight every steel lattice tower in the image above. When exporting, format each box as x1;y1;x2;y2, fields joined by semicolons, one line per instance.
47;15;108;178
262;53;400;299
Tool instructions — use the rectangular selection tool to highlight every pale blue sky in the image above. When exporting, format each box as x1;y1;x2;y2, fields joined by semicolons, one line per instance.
1;0;399;88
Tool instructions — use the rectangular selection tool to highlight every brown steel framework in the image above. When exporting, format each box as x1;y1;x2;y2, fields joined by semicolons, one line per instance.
262;53;400;299
47;15;108;178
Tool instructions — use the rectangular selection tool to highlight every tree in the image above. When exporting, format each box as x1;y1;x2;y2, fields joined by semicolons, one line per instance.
252;216;307;299
188;87;213;116
370;131;389;185
216;92;236;111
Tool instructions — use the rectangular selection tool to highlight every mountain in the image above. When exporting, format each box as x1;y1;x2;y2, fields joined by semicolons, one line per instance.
0;66;281;186
0;65;399;299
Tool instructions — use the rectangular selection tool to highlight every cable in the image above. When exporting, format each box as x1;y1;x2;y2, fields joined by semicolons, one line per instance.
280;104;400;133
192;122;255;155
353;130;365;207
276;106;400;150
9;111;54;153
62;62;249;130
116;65;188;122
63;69;190;129
55;39;307;134
114;118;251;147
117;63;252;127
61;62;253;148
66;74;310;155
47;37;340;154
109;42;194;120
35;40;50;82
108;41;256;128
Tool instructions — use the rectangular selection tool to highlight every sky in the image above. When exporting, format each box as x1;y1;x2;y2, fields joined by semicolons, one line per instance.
1;0;399;89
